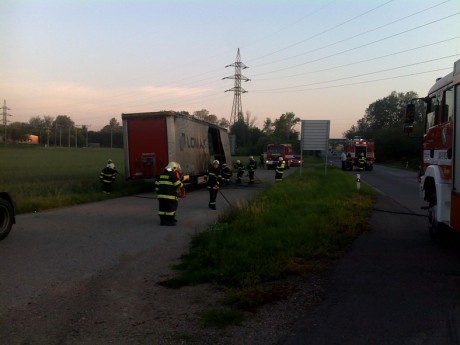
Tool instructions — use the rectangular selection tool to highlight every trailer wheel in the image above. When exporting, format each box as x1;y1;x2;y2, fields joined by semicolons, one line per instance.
0;198;14;240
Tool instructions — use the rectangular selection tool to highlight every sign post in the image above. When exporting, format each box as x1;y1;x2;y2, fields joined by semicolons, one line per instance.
300;120;330;175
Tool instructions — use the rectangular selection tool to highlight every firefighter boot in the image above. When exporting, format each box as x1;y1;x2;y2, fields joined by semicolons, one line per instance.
163;215;176;226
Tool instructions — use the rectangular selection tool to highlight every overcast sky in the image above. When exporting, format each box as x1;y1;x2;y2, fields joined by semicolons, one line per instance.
1;0;459;137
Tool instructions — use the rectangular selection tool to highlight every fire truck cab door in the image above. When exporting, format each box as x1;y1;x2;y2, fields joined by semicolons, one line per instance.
451;82;460;231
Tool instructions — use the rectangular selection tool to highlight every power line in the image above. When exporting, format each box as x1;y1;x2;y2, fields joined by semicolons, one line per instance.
254;37;460;81
251;12;460;78
252;54;460;92
251;0;453;68
252;67;453;94
248;0;395;63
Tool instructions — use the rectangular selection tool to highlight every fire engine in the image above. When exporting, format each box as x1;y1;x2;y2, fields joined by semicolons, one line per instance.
343;137;375;171
265;143;295;169
404;58;460;237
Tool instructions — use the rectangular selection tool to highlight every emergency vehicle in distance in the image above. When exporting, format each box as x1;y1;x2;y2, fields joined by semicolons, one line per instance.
404;58;460;237
265;143;296;169
343;137;375;171
122;111;232;185
0;192;15;240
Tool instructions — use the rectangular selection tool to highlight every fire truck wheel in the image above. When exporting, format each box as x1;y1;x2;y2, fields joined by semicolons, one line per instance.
428;193;447;240
0;198;14;240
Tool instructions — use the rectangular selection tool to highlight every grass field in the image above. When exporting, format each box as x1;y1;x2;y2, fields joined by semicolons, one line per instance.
0;145;148;214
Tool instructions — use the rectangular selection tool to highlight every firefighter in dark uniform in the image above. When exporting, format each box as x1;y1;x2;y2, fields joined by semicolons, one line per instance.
275;157;286;182
221;163;232;185
235;159;245;184
247;156;257;184
99;159;118;194
207;160;221;210
155;162;184;226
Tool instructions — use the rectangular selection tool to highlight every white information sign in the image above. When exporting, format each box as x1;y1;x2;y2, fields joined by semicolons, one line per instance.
301;120;330;151
300;120;330;174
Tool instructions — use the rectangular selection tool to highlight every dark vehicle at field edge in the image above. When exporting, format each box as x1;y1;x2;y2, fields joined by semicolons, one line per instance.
0;192;15;240
290;155;303;167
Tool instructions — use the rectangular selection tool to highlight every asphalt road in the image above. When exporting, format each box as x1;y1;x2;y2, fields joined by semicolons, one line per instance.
0;168;280;315
279;159;460;345
3;162;460;344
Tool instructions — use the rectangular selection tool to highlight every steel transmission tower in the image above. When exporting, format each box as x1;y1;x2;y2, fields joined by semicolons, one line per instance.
1;100;12;146
223;48;250;125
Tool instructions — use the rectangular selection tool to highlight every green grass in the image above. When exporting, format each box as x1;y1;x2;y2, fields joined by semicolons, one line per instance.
157;166;376;329
0;145;148;213
161;166;376;289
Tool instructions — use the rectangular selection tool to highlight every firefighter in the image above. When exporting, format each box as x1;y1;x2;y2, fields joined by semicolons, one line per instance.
358;153;366;170
155;162;184;226
259;153;265;168
221;163;232;185
207;160;221;210
341;151;347;170
275;157;286;182
247;156;257;184
99;159;118;194
235;159;245;184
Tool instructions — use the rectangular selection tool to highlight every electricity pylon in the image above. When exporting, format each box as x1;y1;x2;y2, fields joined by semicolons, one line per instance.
1;100;12;146
223;48;250;126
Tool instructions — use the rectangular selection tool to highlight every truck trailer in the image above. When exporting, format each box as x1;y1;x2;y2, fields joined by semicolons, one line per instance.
122;111;232;185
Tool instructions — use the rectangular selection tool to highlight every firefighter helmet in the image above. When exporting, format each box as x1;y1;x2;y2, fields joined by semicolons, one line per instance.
167;162;180;171
107;159;115;169
278;157;283;161
212;160;220;165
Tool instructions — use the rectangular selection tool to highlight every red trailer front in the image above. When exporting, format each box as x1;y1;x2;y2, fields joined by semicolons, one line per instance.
123;114;168;179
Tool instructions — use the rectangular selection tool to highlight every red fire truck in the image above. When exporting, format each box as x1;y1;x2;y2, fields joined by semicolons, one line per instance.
265;143;296;169
343;137;375;171
404;58;460;237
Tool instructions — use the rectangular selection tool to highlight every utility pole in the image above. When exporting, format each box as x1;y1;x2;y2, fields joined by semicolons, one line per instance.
76;124;90;148
1;100;12;146
223;48;250;126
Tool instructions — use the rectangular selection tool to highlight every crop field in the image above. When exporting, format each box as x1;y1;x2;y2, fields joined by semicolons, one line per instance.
0;145;148;214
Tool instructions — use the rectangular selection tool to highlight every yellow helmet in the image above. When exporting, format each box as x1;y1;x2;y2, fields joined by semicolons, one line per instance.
236;160;241;164
167;162;180;171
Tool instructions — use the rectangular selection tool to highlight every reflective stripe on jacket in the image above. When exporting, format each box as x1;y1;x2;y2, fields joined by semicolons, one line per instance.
155;170;183;200
275;162;286;174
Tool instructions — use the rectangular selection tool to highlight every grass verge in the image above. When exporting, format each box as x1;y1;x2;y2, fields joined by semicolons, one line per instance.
160;166;376;327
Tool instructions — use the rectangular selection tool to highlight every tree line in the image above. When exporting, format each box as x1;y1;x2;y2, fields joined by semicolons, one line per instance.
3;110;301;153
343;90;425;168
4;92;422;166
4;115;124;148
